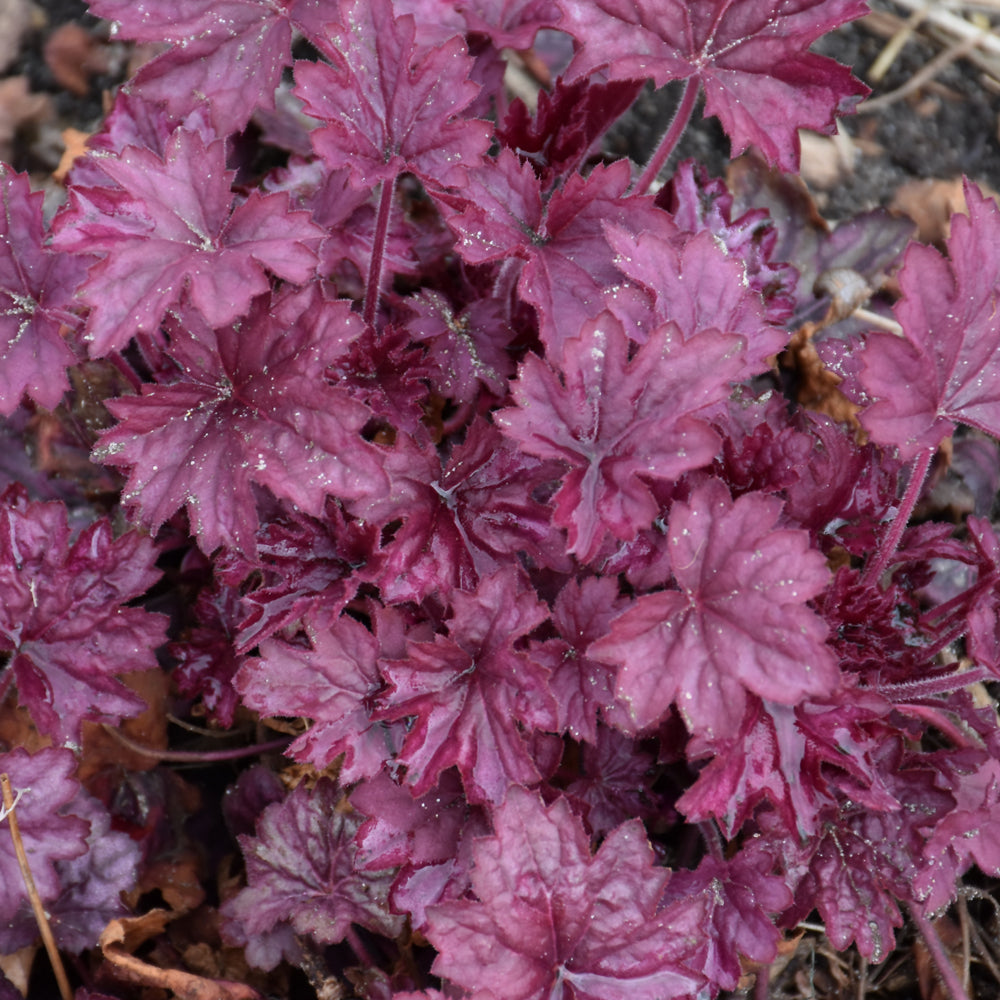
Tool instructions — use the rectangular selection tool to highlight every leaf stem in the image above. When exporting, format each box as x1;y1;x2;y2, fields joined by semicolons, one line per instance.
873;664;990;701
0;773;73;1000
363;172;399;330
633;78;699;195
909;904;972;1000
101;725;291;763
863;447;934;586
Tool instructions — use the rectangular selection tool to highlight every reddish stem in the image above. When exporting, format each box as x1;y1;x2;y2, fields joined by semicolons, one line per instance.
103;726;290;763
363;173;399;330
909;904;972;1000
863;447;933;586
633;78;699;195
873;664;990;702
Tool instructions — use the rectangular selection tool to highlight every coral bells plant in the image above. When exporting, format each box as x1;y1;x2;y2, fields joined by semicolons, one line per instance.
3;0;1000;997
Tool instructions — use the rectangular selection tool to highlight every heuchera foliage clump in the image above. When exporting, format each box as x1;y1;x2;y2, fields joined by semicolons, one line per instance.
3;0;1000;997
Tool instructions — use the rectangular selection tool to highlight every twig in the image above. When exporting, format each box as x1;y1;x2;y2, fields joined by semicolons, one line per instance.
858;30;984;111
0;774;73;1000
868;1;933;82
888;0;1000;61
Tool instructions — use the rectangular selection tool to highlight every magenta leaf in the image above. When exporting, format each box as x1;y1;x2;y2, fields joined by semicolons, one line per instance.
294;0;493;191
92;286;389;556
51;128;323;357
425;787;704;1000
0;485;166;745
357;421;568;605
557;0;869;170
440;151;668;349
532;576;632;742
589;478;837;737
85;0;323;131
496;312;745;563
237;614;397;783
860;180;1000;460
0;167;87;415
915;758;1000;913
0;748;90;925
662;844;791;991
605;224;788;372
377;568;557;804
781;743;954;963
223;779;404;958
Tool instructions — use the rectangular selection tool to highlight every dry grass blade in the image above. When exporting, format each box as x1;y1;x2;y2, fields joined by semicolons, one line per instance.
0;773;72;1000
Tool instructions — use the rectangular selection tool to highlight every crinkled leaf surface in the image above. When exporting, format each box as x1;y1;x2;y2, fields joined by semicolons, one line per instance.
223;779;403;951
0;486;166;744
0;167;85;414
357;422;566;604
0;748;90;923
425;788;704;1000
237;615;394;783
662;844;791;990
605;225;787;372
51;128;323;356
86;0;325;130
589;478;837;737
377;568;557;804
782;743;954;963
441;151;667;350
860;180;1000;460
93;287;389;556
496;312;744;562
533;576;632;742
557;0;868;170
294;0;492;190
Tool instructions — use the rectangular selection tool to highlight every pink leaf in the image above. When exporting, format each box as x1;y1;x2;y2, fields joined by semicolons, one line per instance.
51;128;323;356
0;486;166;744
860;180;1000;460
557;0;869;171
294;0;493;190
589;478;837;737
425;788;704;1000
92;286;389;557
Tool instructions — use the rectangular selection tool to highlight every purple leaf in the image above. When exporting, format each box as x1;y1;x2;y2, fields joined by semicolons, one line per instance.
294;0;493;191
662;844;791;990
92;286;389;556
860;180;1000;460
0;485;166;744
425;787;704;1000
377;567;557;804
440;151;668;350
0;167;87;415
222;779;404;959
237;614;398;783
85;0;322;131
0;748;90;925
557;0;869;171
589;478;837;737
496;313;745;563
51;128;323;356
